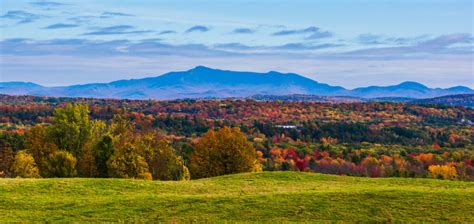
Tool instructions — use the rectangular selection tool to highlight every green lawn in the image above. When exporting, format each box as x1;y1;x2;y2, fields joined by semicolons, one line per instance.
0;172;473;222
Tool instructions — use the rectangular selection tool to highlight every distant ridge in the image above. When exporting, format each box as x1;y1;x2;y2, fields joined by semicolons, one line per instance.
1;66;472;99
412;94;474;107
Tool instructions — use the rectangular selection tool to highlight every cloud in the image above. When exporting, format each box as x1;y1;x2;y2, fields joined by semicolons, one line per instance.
0;38;233;57
68;16;96;24
273;26;319;36
343;33;473;58
356;34;428;45
68;12;134;24
82;25;152;35
232;28;255;34
185;25;210;33
273;26;333;39
419;33;472;49
276;43;343;50
0;10;42;24
357;34;385;45
29;1;67;7
43;23;79;29
214;43;256;51
101;11;135;18
1;38;472;89
306;31;332;39
214;42;343;52
1;33;470;60
159;30;177;35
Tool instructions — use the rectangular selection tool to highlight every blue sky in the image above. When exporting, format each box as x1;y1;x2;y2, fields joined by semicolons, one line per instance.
0;0;473;88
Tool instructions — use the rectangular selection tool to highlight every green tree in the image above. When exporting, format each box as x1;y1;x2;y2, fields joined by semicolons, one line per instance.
189;126;257;179
11;151;40;178
49;104;92;157
107;143;152;180
147;139;190;181
45;150;77;177
93;134;115;177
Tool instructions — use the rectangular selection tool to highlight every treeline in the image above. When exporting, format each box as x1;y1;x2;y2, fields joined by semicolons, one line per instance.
258;140;473;180
1;104;259;180
1;96;473;181
2;95;473;148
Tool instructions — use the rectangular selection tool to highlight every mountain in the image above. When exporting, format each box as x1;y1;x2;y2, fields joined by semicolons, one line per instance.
0;66;472;99
0;82;47;95
351;81;473;98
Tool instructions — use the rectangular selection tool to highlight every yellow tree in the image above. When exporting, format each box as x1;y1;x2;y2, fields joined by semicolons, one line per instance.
11;151;40;178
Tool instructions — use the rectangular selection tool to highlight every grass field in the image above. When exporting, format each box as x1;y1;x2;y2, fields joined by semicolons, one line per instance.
0;172;473;222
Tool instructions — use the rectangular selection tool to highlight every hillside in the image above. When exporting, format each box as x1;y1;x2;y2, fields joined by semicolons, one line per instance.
1;172;473;222
413;94;474;107
1;66;472;99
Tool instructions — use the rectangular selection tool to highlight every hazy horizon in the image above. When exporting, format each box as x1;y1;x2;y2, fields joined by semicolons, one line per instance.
2;65;473;90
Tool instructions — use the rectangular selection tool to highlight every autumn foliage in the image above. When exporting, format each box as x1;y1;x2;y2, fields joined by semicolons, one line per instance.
0;95;473;181
190;126;258;178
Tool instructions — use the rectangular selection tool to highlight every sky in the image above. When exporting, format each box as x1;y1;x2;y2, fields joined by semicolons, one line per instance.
0;0;473;88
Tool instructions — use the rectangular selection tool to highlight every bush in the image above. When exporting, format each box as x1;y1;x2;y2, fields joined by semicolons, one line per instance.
11;151;40;178
428;165;457;180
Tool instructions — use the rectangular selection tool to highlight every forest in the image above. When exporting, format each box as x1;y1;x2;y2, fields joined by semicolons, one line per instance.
1;95;473;180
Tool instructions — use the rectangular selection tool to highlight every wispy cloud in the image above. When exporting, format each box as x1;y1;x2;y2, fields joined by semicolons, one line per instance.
29;1;67;7
357;34;385;45
273;26;317;36
214;43;256;51
1;37;472;88
344;33;473;58
101;11;135;18
82;25;152;35
356;34;428;45
0;39;232;57
1;10;43;24
306;31;332;39
214;42;343;52
276;43;343;50
43;23;79;29
1;33;470;59
273;26;332;39
159;30;177;35
185;25;210;33
232;28;255;34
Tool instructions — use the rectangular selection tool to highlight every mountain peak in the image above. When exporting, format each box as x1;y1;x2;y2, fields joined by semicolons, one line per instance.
189;65;214;72
397;81;428;89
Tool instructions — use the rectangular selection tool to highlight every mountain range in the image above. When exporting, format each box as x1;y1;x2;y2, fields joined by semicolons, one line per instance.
1;66;473;99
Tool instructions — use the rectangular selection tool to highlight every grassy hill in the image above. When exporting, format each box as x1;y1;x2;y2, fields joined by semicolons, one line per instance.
1;172;473;222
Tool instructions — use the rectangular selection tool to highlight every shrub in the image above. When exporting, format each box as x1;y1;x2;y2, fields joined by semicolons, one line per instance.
428;165;457;180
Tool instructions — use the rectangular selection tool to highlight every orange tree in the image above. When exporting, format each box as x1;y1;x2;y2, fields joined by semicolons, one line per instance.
189;126;257;179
